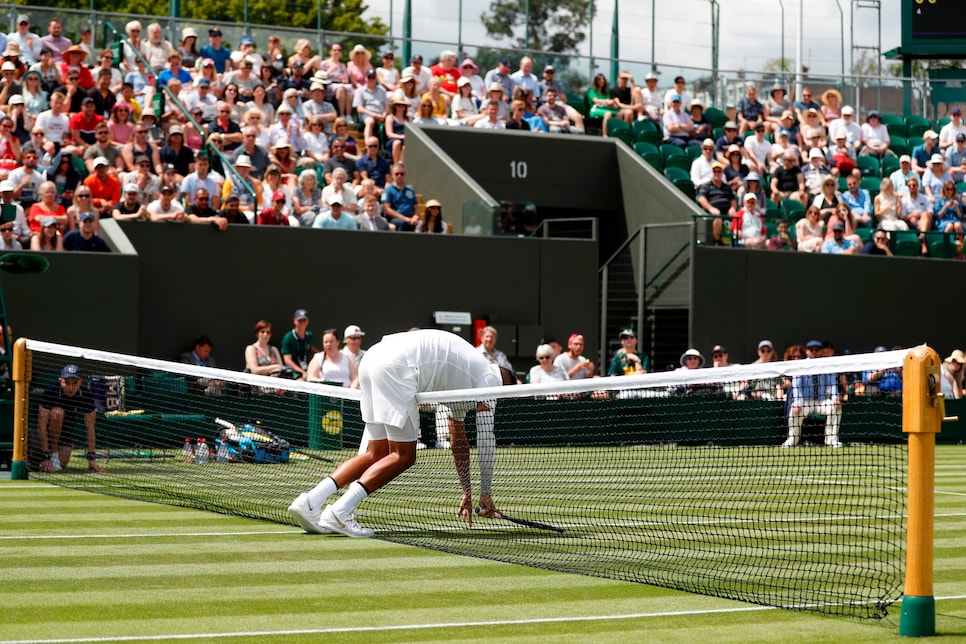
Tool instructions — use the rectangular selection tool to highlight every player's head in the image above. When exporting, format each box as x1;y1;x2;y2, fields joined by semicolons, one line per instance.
490;364;515;386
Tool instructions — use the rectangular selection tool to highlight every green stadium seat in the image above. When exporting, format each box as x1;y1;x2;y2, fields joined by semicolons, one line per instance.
765;207;783;222
886;123;906;138
905;115;931;139
142;372;188;397
881;156;900;178
907;136;924;150
860;177;882;199
685;145;703;162
606;119;633;145
855;227;873;244
878;112;904;127
935;116;951;131
640;152;663;171
664;155;692;171
661;143;687;159
663;167;690;182
634;141;659;157
712;127;723;141
673;178;696;200
892;230;921;257
780;198;806;222
704;107;728;128
838;177;849;192
925;230;958;258
956;181;966;195
636;130;663;146
611;128;634;146
855;156;881;178
888;136;909;158
633;119;660;139
565;92;588;117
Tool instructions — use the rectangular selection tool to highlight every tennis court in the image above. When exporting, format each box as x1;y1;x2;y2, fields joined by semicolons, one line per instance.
2;446;965;643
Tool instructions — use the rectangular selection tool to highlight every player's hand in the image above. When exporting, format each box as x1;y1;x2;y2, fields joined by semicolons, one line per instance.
88;459;104;473
41;458;55;473
458;492;474;526
477;494;502;519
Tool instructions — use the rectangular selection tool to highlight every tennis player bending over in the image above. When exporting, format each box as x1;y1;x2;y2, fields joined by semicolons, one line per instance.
289;329;513;537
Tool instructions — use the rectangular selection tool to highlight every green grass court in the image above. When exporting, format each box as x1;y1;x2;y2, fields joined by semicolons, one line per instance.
2;446;966;642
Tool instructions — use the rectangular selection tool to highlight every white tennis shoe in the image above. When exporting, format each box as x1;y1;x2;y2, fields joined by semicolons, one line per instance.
287;493;328;534
780;438;797;448
319;506;374;538
49;452;63;471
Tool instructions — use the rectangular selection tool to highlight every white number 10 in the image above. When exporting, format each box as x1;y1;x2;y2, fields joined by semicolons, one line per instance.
509;161;528;179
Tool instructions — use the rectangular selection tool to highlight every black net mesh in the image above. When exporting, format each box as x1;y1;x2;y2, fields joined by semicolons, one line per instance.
21;340;907;618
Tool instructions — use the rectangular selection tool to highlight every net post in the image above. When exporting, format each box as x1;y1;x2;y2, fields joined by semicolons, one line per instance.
11;338;30;480
899;345;941;637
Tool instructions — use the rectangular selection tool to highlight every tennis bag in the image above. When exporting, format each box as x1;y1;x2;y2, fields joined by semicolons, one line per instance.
214;418;290;464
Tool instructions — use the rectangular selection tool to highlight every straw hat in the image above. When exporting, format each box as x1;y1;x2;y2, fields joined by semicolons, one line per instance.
350;44;370;61
945;349;965;364
821;88;842;105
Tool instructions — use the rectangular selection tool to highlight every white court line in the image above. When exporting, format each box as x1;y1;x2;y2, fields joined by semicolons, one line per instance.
4;597;966;644
0;530;301;540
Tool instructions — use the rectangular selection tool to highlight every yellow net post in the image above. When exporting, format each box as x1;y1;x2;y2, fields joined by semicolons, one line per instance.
10;338;30;480
899;345;944;637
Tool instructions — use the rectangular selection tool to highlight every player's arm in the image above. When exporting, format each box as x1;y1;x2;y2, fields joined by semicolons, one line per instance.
84;410;103;472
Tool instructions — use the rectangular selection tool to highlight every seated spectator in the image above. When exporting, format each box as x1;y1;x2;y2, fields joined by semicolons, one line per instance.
384;98;410;163
795;206;825;253
529;343;569;384
245;320;286;377
179;335;223;396
859;111;894;160
829;130;856;176
291;170;323;227
28;180;69;233
353;68;389;142
608;71;636;125
795;86;824;128
939;107;966;151
767;218;795;251
146;183;186;222
860;230;893;256
269;139;298;182
901;177;931;231
828;105;862;156
714;121;743;164
931;180;964;234
0;220;22;250
159;125;195;180
415;198;448;233
537;88;581;134
696;162;736;244
112;183;148;221
322;137;359;185
413;97;446;126
801;123;828;161
222;155;263;221
812;176;841;221
30;215;63;251
874;178;908;231
477;325;516;374
736;83;765;135
803;148;832;199
677;348;704;371
911;130;940;176
841;174;873;227
769;128;800;173
690;138;717;188
945;133;966;182
451;77;483;126
420;76;450;120
922;154;952;203
219;194;249;225
313;194;356;229
587;73;619;130
62;212;109;252
320;167;358;213
185;188;228;231
731;194;767;248
375;50;398;94
301;115;331;166
891;155;919;195
261;166;292;218
306;328;359;387
820;88;842;123
821;221;857;254
355;194;393;231
941;350;965;400
381;162;418;231
473;100;504;130
770;152;807;207
739;173;767;215
688;100;713;141
662;93;700;147
825;202;862;248
764;85;791;134
257;190;290;226
505;100;531;131
636;72;662;121
722;144;748;191
744;122;772;175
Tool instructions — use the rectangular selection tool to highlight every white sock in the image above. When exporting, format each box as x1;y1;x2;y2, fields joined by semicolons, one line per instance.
329;481;368;518
307;476;338;508
476;409;495;496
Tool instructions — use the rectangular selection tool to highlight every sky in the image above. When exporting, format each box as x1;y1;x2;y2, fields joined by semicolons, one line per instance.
360;0;903;81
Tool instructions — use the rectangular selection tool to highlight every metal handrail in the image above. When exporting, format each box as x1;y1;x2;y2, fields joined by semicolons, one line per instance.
529;217;598;241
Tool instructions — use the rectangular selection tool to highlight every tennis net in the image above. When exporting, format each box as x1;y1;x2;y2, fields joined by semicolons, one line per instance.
17;339;909;618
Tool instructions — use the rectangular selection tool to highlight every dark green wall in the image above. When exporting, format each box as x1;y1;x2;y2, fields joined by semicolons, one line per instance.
691;246;966;365
119;222;597;371
3;252;140;354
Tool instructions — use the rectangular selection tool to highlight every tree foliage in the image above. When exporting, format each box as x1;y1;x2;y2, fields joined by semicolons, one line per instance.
481;0;595;54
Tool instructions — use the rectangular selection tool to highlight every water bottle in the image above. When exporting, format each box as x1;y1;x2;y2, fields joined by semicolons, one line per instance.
195;438;208;465
182;438;193;463
216;439;229;464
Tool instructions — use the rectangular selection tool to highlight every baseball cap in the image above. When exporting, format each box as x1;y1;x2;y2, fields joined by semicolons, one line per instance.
208;28;222;36
160;184;175;192
162;163;177;173
952;107;962;116
745;172;761;182
16;15;29;24
841;105;855;115
867;110;879;118
168;124;183;135
81;97;95;105
924;129;939;140
411;54;423;63
197;78;210;87
544;65;554;73
645;72;658;81
899;154;911;164
499;58;513;68
365;68;377;78
0;180;14;192
344;324;365;338
93;156;109;168
61;364;81;379
670;93;682;103
79;212;95;222
8;94;23;105
123;183;139;194
568;333;585;345
711;161;724;170
712;345;728;354
831;222;845;231
743;193;757;202
723;121;737;130
273;190;286;202
806;340;824;349
778;128;790;137
40;216;57;227
327;194;343;206
957;133;966;143
758;340;774;350
240;35;254;45
294;309;309;320
619;328;636;338
702;138;715;148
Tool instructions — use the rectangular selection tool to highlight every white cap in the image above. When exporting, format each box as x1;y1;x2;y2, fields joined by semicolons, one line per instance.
93;156;109;168
758;340;774;350
0;180;14;192
743;192;757;202
344;324;365;338
841;105;855;115
808;148;824;159
899;154;912;164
